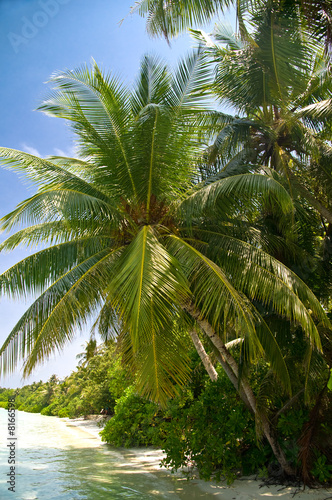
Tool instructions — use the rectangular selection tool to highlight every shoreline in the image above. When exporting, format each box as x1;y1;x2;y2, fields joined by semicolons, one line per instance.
61;416;332;499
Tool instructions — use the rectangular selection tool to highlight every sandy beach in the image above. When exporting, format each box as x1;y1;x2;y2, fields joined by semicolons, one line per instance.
61;416;332;500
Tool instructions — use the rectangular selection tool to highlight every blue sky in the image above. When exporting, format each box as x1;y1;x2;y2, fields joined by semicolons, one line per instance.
0;0;233;387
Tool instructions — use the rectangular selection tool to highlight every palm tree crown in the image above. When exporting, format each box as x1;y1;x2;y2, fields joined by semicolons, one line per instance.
0;52;328;405
192;5;332;228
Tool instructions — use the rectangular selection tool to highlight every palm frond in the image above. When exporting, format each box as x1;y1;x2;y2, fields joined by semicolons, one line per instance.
0;222;110;252
170;48;212;110
123;316;191;405
132;0;233;39
197;230;328;344
107;226;190;351
37;62;137;198
295;98;332;121
0;238;111;298
0;249;119;376
179;173;294;223
0;189;117;234
131;54;171;115
0;148;114;202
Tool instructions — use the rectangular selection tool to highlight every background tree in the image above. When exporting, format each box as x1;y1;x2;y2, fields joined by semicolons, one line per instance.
133;0;332;50
76;339;98;367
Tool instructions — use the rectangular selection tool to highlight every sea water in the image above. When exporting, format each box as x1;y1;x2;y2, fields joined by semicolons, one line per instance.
0;408;209;500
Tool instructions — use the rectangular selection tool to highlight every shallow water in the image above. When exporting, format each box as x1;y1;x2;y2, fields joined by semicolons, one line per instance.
0;408;210;500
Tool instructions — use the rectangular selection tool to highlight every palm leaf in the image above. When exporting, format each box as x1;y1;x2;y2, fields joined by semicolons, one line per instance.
0;238;110;298
38;62;137;198
0;249;119;376
197;230;328;344
179;173;294;223
0;148;112;202
107;226;190;350
132;0;234;39
167;235;292;391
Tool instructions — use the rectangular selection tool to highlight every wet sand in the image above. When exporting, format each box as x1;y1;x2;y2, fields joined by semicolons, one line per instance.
62;417;332;499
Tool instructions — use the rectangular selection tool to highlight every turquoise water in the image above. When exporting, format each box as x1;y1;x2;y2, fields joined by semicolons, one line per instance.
0;408;207;500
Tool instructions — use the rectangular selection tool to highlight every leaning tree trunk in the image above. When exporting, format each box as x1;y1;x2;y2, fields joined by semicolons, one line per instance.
190;328;253;412
185;302;295;477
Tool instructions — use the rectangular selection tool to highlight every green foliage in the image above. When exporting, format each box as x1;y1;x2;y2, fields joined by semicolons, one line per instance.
101;365;270;484
328;369;332;391
277;409;309;438
101;386;163;447
161;371;269;484
134;0;332;50
311;453;332;483
58;407;70;418
0;345;124;419
1;343;330;485
41;401;61;416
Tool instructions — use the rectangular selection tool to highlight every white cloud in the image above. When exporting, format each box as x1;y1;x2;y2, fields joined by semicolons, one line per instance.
20;143;79;159
53;145;78;158
21;143;41;157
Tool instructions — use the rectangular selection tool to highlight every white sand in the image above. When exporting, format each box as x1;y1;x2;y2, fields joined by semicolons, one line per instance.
62;417;332;499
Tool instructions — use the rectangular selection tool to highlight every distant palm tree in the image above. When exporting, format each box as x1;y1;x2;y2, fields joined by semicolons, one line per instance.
0;52;328;473
76;339;98;366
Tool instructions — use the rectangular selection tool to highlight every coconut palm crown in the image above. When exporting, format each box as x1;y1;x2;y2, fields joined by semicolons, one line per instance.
0;52;329;405
192;5;332;228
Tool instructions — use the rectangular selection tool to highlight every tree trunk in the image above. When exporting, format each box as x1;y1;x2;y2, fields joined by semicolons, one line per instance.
185;302;295;476
189;329;218;382
212;349;254;413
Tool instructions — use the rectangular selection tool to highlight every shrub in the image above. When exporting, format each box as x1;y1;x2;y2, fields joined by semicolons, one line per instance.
58;407;70;418
101;386;163;447
161;373;268;484
101;370;268;484
41;401;61;416
311;453;332;483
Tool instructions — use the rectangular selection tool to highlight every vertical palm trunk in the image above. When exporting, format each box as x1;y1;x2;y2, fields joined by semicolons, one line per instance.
185;302;295;476
189;329;218;382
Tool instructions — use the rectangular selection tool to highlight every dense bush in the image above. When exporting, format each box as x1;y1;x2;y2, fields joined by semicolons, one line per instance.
58;407;71;418
101;386;163;447
101;363;270;484
41;401;61;416
160;372;269;484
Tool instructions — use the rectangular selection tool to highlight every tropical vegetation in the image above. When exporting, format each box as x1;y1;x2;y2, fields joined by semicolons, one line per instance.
0;342;331;484
0;0;331;486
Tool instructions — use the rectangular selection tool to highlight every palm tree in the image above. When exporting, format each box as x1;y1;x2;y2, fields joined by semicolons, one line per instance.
132;0;332;49
192;3;332;224
76;339;98;366
193;7;332;477
0;53;329;473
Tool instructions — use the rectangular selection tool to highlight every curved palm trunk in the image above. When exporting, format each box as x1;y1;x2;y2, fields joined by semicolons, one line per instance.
185;302;295;476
